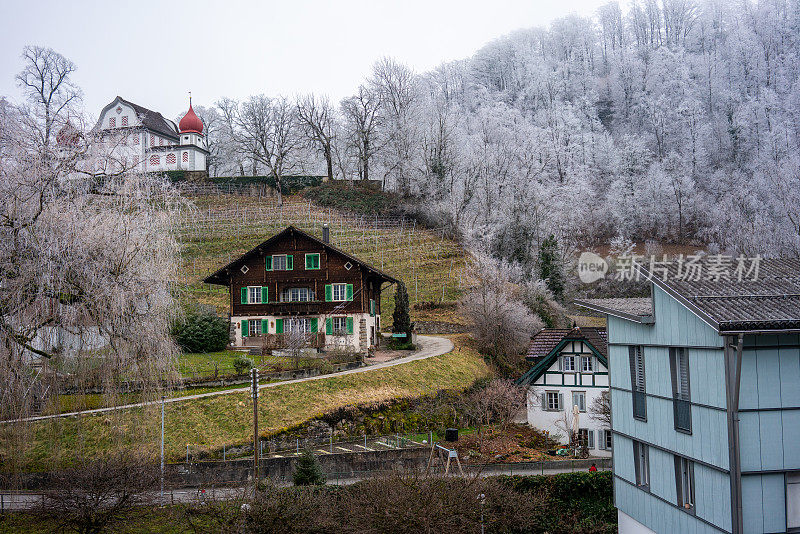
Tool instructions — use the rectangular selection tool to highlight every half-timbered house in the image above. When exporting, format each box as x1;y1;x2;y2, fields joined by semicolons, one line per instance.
203;225;397;354
517;326;611;457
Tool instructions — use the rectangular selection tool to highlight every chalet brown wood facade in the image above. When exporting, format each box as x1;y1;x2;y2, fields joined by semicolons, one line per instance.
203;226;397;353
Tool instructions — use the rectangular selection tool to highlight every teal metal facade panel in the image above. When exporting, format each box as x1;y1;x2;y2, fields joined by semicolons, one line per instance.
615;479;726;534
779;346;800;406
614;434;636;482
742;475;764;534
608;343;632;390
738;412;762;472
694;463;732;532
759;411;785;471
755;348;782;409
690;348;727;409
782;410;800;470
760;473;787;533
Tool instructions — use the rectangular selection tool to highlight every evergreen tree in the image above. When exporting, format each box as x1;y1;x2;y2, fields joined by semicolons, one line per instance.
539;235;565;302
292;449;326;486
392;281;413;340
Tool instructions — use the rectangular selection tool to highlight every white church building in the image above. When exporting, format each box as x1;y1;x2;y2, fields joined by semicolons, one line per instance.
517;326;612;458
93;96;208;173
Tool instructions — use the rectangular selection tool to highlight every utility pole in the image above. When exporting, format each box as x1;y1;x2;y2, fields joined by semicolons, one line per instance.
160;395;165;506
251;367;259;496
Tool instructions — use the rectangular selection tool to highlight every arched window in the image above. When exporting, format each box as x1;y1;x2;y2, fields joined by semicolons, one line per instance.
150;155;160;165
166;153;176;164
121;116;128;127
182;152;188;162
108;117;116;128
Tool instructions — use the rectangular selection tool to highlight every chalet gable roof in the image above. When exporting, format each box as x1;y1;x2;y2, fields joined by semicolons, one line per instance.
517;326;608;386
202;225;399;286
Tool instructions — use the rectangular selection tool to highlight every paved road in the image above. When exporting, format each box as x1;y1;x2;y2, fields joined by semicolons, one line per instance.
3;335;454;424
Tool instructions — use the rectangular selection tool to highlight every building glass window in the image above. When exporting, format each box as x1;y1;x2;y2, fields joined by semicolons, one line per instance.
581;356;593;372
674;456;695;512
787;474;800;529
544;391;562;411
331;316;348;335
149;155;160;165
577;428;594;449
629;345;647;421
166;153;176;164
109;117;116;128
633;441;650;489
132;134;139;145
121;116;128;127
248;286;262;304
183;151;188;162
572;391;586;412
286;318;312;334
248;320;262;337
602;429;613;450
282;288;313;302
332;283;347;301
272;254;291;271
562;355;576;372
670;347;692;432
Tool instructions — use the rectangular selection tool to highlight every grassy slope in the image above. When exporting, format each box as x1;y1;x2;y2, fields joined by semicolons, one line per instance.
20;336;490;468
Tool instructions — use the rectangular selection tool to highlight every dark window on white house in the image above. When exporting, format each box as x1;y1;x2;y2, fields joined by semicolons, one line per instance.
581;356;594;372
670;347;692;432
629;346;647;420
562;355;577;372
544;391;562;411
674;456;695;513
331;316;348;335
577;428;594;449
572;391;586;412
633;441;650;489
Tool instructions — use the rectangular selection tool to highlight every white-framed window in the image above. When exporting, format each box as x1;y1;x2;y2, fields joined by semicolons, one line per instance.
633;441;650;489
286;318;312;334
572;391;586;412
248;286;262;304
562;355;576;372
581;356;593;372
577;428;594;449
675;456;695;511
602;429;613;450
248;320;261;337
332;283;347;301
545;391;562;411
331;316;348;335
272;254;288;271
283;288;313;302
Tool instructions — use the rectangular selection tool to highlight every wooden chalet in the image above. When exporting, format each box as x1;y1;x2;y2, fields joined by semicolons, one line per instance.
203;225;398;353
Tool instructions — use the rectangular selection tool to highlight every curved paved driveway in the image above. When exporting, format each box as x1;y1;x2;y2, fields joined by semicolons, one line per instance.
5;335;454;424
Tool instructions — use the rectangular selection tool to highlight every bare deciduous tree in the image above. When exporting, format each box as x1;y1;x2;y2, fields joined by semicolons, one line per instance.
340;85;382;182
589;390;611;428
296;94;337;181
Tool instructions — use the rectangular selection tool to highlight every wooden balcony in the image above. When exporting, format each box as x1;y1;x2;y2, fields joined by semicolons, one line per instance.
267;301;321;315
244;332;326;350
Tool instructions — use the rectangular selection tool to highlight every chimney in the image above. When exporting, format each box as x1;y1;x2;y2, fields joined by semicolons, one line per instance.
322;223;330;244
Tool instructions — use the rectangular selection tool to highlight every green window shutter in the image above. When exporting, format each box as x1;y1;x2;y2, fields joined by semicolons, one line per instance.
305;254;312;269
325;284;332;302
241;319;248;337
261;286;268;303
286;255;293;270
241;287;248;304
275;318;284;334
265;256;273;271
346;284;354;301
346;317;354;334
314;254;320;269
261;318;268;333
325;318;333;335
310;318;318;332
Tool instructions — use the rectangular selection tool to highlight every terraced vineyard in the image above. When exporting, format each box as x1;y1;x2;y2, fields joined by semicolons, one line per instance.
175;194;469;324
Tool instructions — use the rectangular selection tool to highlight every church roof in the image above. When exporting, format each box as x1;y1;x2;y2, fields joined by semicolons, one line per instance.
97;96;179;140
179;104;204;134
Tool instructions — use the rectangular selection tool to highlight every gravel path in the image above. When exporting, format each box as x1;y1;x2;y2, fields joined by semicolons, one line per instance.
4;335;454;424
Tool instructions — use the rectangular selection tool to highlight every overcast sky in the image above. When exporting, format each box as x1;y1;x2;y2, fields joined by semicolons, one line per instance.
1;0;614;120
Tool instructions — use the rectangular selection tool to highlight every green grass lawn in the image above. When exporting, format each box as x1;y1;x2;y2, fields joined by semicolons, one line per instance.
12;336;491;470
177;350;335;379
